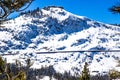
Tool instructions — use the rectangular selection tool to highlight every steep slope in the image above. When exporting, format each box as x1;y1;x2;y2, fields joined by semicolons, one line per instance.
1;6;120;75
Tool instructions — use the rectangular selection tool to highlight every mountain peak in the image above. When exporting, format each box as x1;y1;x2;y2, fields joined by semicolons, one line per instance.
43;6;64;10
41;5;66;17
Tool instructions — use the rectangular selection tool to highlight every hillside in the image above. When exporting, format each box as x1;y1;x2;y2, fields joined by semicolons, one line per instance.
1;6;120;75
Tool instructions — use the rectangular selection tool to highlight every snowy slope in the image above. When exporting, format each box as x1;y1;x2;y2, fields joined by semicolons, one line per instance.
1;6;120;75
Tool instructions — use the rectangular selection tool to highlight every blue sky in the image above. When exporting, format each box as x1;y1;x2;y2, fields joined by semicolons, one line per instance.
10;0;120;24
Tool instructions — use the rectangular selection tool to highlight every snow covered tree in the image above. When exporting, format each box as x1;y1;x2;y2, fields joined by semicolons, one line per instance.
80;62;90;80
0;0;34;21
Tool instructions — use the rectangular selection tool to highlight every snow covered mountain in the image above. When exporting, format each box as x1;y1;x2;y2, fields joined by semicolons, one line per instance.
1;6;120;75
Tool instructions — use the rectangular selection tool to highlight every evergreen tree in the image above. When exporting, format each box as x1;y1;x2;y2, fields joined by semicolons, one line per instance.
80;62;90;80
0;56;33;80
0;0;34;21
109;3;120;14
109;69;120;79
